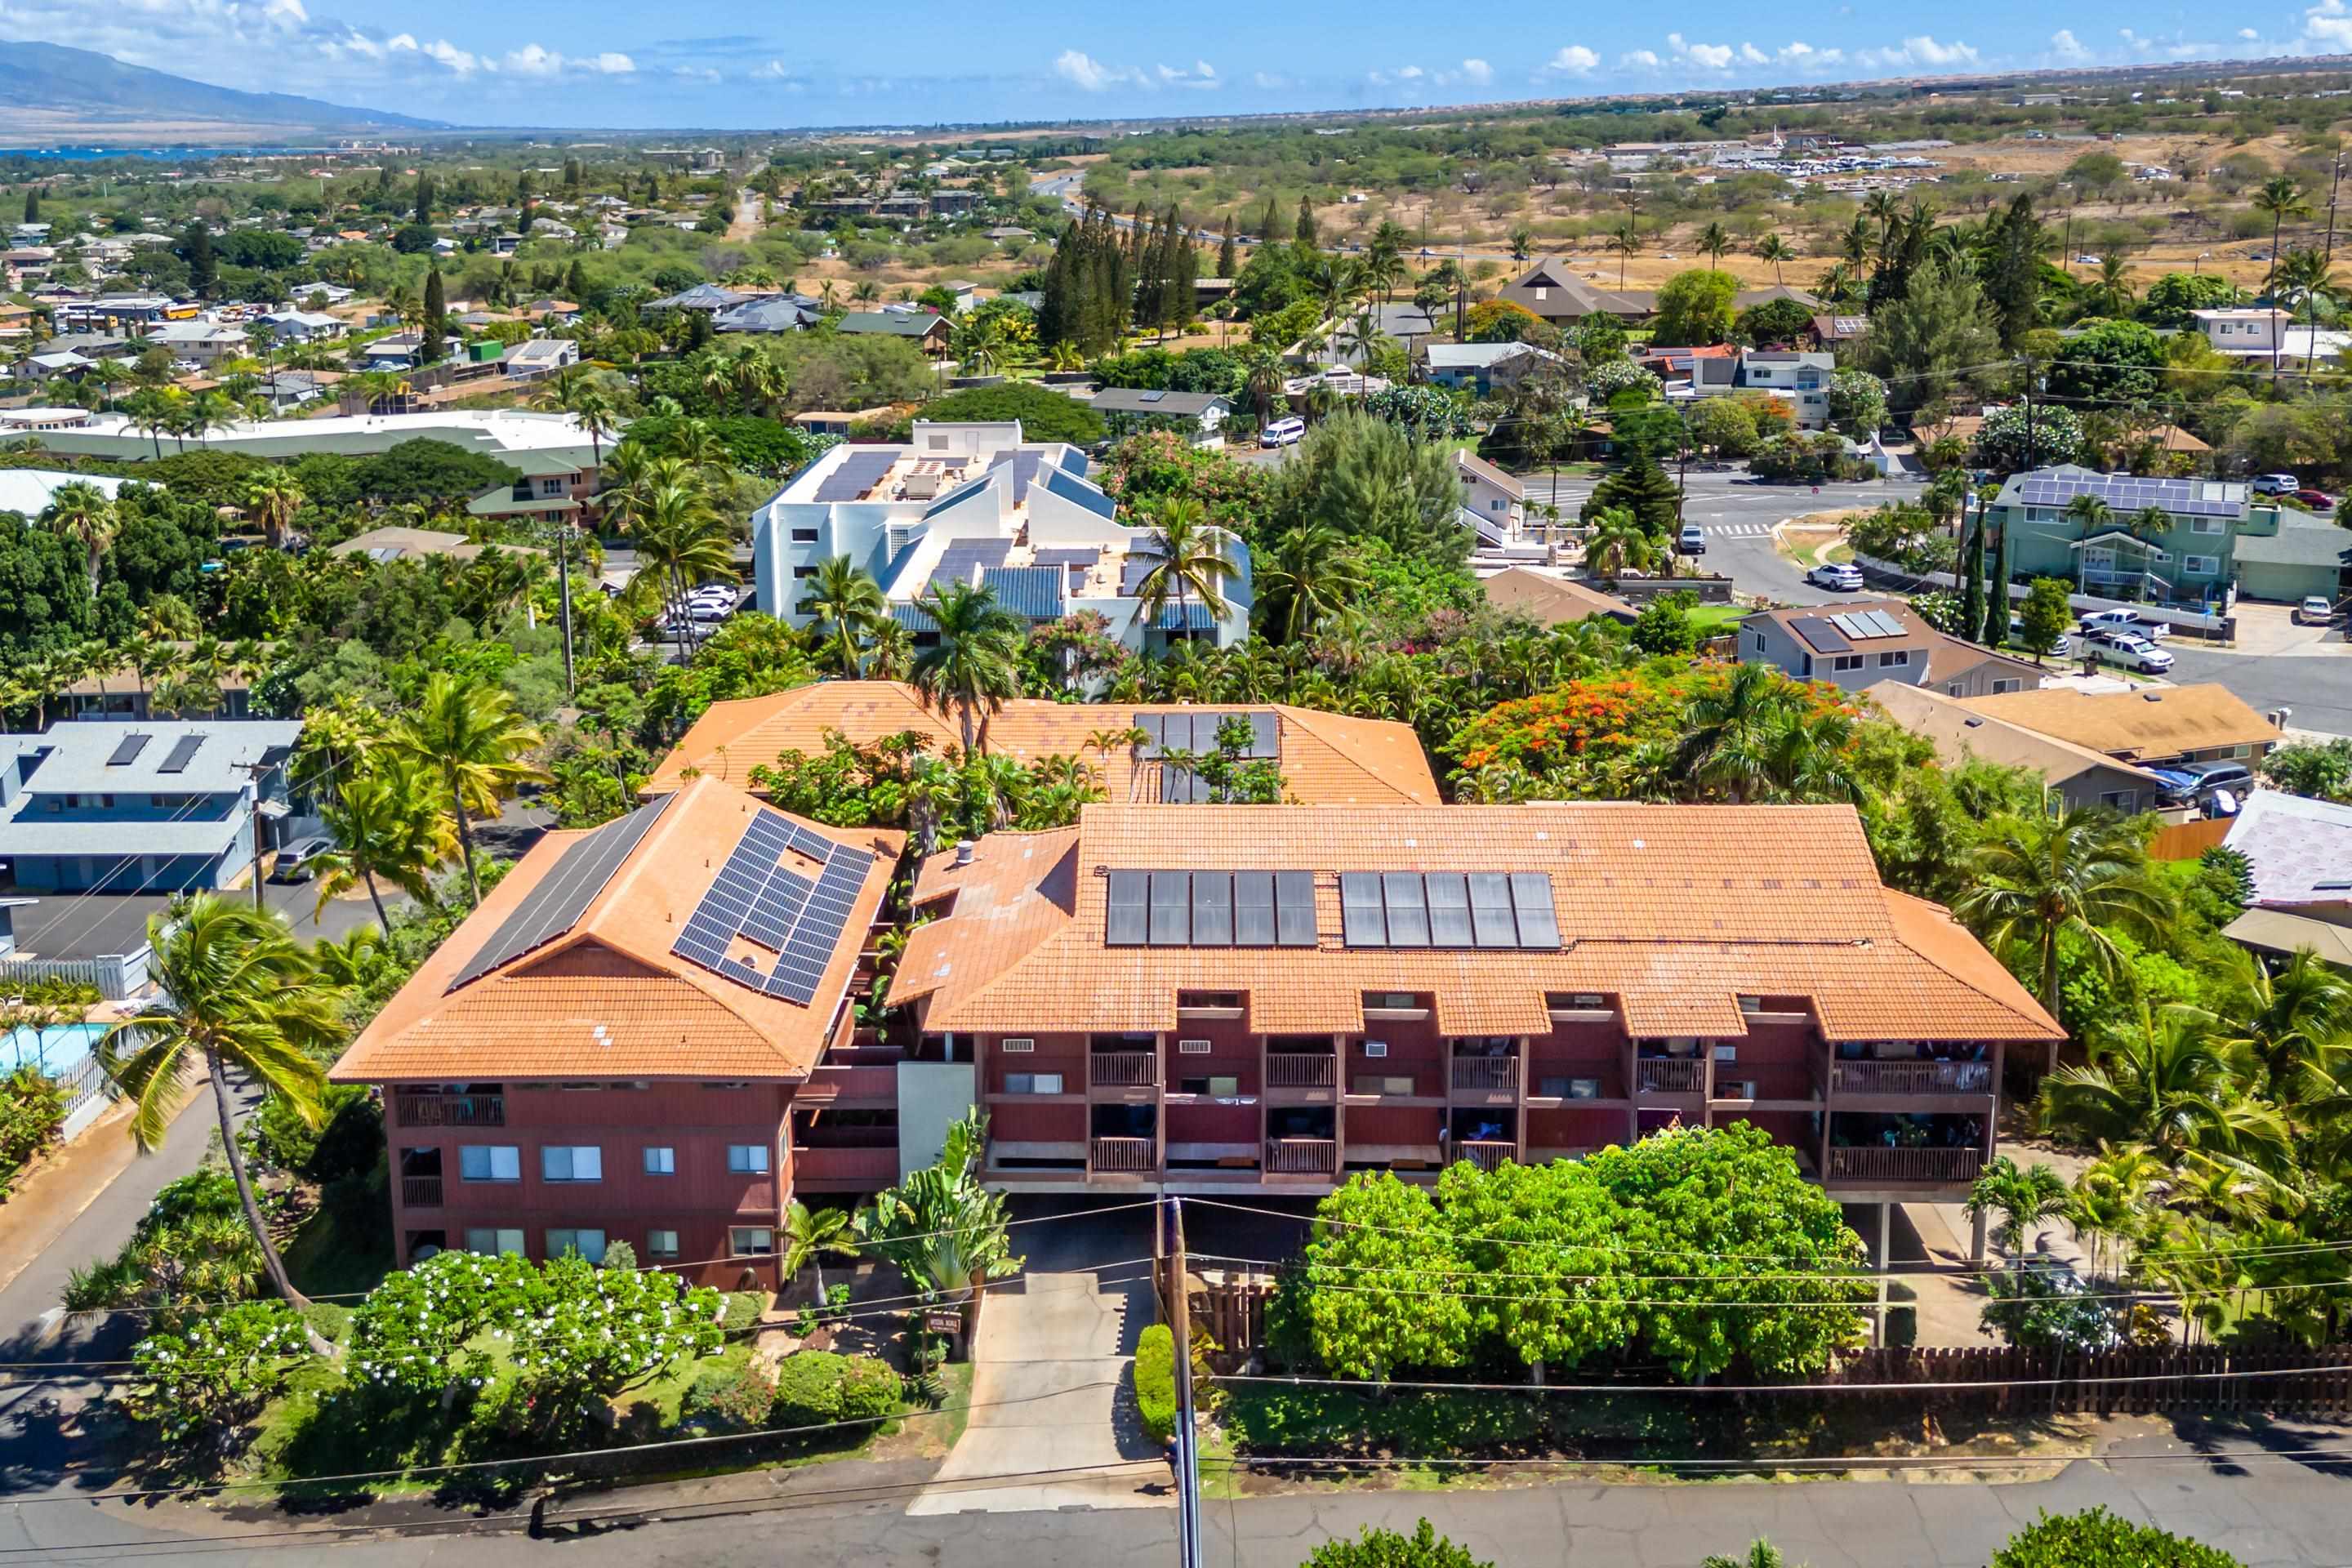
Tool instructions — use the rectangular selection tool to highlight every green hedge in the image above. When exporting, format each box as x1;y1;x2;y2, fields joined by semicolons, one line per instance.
1991;1508;2245;1567
770;1350;902;1432
1134;1323;1176;1444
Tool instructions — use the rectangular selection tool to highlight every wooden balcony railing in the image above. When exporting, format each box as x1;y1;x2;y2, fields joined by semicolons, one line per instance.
1829;1060;1994;1097
1636;1058;1704;1094
794;1146;898;1185
1090;1136;1157;1173
1454;1139;1513;1173
1265;1138;1338;1174
1090;1051;1161;1089
400;1175;443;1209
1267;1054;1338;1089
1825;1145;1987;1185
394;1093;504;1128
1450;1058;1518;1093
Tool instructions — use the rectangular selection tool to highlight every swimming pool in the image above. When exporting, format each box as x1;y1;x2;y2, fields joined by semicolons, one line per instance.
0;1021;111;1080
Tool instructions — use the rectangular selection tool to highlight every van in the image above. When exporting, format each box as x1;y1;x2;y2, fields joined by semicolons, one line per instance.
1261;416;1306;448
2177;760;2253;797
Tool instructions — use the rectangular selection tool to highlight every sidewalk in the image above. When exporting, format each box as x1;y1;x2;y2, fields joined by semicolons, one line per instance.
0;1092;182;1304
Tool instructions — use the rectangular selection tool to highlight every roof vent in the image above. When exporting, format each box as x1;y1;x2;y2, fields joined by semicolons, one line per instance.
954;840;977;866
2143;692;2163;702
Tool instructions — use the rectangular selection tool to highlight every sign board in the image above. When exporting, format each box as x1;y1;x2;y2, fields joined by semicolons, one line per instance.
924;1309;964;1336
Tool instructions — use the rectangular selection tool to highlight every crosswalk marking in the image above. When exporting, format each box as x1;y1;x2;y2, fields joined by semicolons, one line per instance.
1706;523;1774;538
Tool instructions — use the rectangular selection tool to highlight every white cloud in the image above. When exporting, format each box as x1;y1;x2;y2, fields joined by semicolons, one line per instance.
1619;48;1662;69
2241;25;2261;38
1667;33;1738;69
1053;49;1116;90
1251;70;1292;89
420;38;483;74
590;52;635;74
1859;34;1980;68
1154;60;1218;88
2310;0;2352;43
1397;65;1425;78
2051;28;2089;58
504;43;563;76
1195;60;1217;78
1740;42;1769;65
1457;58;1492;85
1545;44;1600;74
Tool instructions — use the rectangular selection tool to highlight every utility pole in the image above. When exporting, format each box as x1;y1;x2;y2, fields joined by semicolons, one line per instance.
553;517;577;699
1166;1196;1204;1568
2328;138;2345;265
238;762;288;913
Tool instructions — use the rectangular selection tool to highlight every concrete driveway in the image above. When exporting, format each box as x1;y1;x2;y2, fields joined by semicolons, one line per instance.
907;1200;1169;1515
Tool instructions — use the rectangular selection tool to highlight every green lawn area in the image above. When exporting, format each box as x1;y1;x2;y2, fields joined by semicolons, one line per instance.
1686;604;1749;635
282;1195;394;1303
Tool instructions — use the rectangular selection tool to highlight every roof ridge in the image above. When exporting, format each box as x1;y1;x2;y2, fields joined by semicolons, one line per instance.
1268;705;1433;804
1879;887;2060;1035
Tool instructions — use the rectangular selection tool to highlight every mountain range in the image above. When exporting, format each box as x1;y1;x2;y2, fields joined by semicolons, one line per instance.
0;41;442;142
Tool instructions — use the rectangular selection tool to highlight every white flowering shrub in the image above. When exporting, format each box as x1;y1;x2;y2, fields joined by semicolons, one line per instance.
124;1298;310;1450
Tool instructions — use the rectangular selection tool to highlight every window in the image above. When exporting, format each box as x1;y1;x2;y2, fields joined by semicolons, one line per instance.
729;1227;775;1256
1832;653;1864;672
727;1143;771;1174
2100;790;2138;811
646;1229;679;1258
540;1145;603;1183
1176;1039;1212;1055
1991;679;2022;694
100;793;114;808
790;527;820;543
150;794;171;807
546;1228;607;1263
2192;516;2225;534
2184;555;2219;575
537;476;567;498
792;564;817;580
464;1227;525;1255
1749;632;1766;654
1876;650;1910;668
459;1145;520;1183
1003;1071;1064;1094
2230;744;2252;759
643;1146;676;1175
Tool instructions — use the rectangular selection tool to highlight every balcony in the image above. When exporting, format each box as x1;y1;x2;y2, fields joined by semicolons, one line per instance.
1450;1058;1519;1094
1825;1145;1986;1186
400;1176;443;1209
1267;1054;1338;1090
1830;1060;1993;1097
800;1063;900;1104
395;1092;504;1128
1089;1051;1161;1089
1454;1139;1513;1173
1636;1058;1705;1094
795;1145;898;1187
1090;1136;1157;1174
1264;1137;1338;1174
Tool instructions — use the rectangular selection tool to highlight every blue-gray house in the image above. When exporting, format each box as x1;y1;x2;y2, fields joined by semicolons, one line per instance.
0;720;302;893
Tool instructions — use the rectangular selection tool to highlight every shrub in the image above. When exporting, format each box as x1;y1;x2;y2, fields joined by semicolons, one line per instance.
769;1350;900;1431
1305;1519;1493;1568
1134;1322;1177;1443
1990;1508;2244;1567
682;1361;777;1434
721;1290;766;1334
247;1083;380;1183
837;1355;902;1423
0;1064;68;1201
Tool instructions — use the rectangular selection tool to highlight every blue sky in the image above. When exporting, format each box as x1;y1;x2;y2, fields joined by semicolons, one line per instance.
10;0;2345;128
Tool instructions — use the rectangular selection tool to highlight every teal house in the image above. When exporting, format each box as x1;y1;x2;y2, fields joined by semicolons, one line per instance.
1987;466;2352;608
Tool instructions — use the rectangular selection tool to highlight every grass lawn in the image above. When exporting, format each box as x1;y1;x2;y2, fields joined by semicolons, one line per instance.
282;1193;394;1303
1686;604;1750;635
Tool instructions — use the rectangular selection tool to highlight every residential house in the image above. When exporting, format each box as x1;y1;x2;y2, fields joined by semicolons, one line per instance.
836;311;953;355
1478;568;1637;627
0;719;301;893
359;334;425;371
1739;600;2041;698
1457;451;1526;532
1423;341;1566;395
1863;682;2167;813
0;407;95;435
1495;257;1651;324
929;191;981;217
331;527;546;564
20;349;93;383
791;408;896;437
643;683;1440;806
59;639;256;722
1809;314;1869;349
2192;307;2352;368
749;421;1251;655
257;310;348;343
2217;791;2352;968
938;280;981;313
1953;684;2283;769
1984;466;2345;605
145;319;249;366
893;802;2063;1211
644;283;751;315
0;469;131;519
329;777;906;1278
502;338;581;381
712;296;822;336
1088;387;1232;443
1734;350;1836;428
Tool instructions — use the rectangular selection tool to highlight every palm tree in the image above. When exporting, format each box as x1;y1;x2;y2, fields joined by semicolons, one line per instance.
243;469;305;551
1753;232;1795;285
1672;662;1805;804
781;1199;862;1306
804;555;887;675
312;755;455;930
1607;220;1640;288
1954;807;2174;1067
42;481;117;598
2253;176;2311;296
613;471;733;654
2041;1000;2293;1169
388;673;547;909
1695;220;1732;272
1258;523;1367;642
2189;946;2352;1091
2062;492;2114;537
1579;506;1655;579
96;897;345;1315
908;581;1024;758
2092;253;2136;315
1964;1155;2071;1262
1132;497;1236;640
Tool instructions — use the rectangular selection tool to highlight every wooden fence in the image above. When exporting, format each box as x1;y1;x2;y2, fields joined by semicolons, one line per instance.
2148;817;2232;862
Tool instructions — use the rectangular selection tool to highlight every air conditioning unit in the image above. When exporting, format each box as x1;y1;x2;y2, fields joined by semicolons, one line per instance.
1363;1040;1388;1058
1178;1038;1212;1055
1725;1080;1759;1101
1000;1037;1035;1054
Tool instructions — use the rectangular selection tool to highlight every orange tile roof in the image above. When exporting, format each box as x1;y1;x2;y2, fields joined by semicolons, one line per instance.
331;776;903;1084
642;681;1439;805
897;803;2060;1045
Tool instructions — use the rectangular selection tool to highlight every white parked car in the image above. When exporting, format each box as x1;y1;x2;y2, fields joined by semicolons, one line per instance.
2078;608;2167;640
2009;614;2070;657
2091;630;2173;673
2298;595;2337;626
2253;472;2301;495
1807;561;1864;590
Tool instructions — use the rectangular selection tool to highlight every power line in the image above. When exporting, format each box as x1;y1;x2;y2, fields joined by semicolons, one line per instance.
1207;1445;2352;1473
1214;1360;2352;1396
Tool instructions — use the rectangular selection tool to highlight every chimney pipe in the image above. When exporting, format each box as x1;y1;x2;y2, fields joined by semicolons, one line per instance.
954;840;976;866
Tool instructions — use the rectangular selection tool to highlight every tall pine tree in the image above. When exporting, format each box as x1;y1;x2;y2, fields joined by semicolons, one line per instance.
1295;194;1319;250
1258;194;1285;243
21;187;36;225
183;222;216;298
1217;215;1237;278
414;172;434;224
1981;522;2011;647
421;265;447;364
1959;506;1987;640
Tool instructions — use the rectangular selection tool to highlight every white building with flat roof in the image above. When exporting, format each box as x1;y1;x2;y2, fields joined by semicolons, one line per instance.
751;421;1250;655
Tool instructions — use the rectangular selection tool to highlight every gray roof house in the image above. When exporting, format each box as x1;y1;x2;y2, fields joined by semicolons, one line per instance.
837;311;953;353
0;719;302;893
1088;387;1233;439
713;295;823;335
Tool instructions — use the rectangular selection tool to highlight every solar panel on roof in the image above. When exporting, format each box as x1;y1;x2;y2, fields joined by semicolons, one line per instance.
1044;466;1118;520
1426;873;1473;947
1340;873;1387;947
107;733;151;767
1275;871;1317;947
1235;872;1275;946
670;806;875;1006
156;734;205;773
1191;871;1233;946
1106;871;1149;946
1149;871;1190;946
452;794;675;990
1864;609;1907;637
813;450;897;503
1510;874;1561;949
1381;872;1431;947
1789;616;1851;653
1468;873;1517;949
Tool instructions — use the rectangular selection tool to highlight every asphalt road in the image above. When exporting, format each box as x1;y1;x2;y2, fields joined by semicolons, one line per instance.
13;1428;2352;1566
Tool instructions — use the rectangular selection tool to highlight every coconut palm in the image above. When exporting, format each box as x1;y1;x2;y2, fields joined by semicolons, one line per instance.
781;1199;862;1306
1131;497;1237;639
1257;523;1367;643
1753;232;1795;285
1695;220;1732;272
1579;506;1655;578
1953;806;2173;1062
96;896;345;1314
804;555;887;675
42;482;117;598
1606;220;1640;288
2062;492;2114;537
2252;176;2311;295
311;755;457;930
243;469;305;551
2189;946;2352;1091
2127;504;2172;542
1964;1155;2071;1262
2041;1000;2293;1169
612;470;733;654
909;580;1024;758
388;673;547;909
1671;662;1806;804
